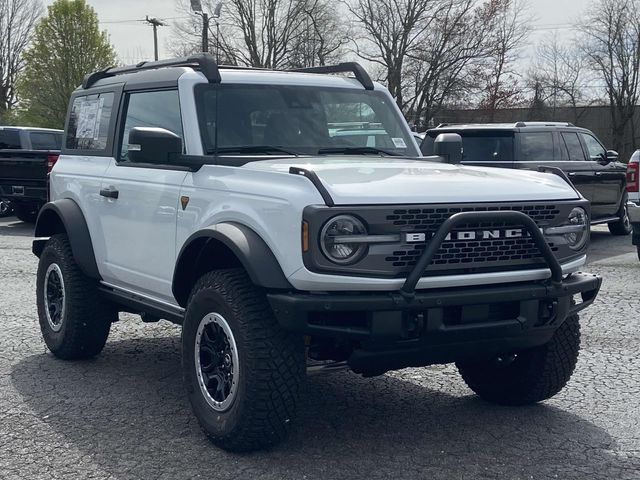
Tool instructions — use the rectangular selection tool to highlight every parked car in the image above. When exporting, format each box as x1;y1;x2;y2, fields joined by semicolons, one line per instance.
420;122;631;235
0;126;63;222
32;55;601;452
626;151;640;259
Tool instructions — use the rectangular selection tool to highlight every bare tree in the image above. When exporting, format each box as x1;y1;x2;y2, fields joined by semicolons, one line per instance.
578;0;640;155
404;0;494;128
0;0;43;120
172;0;346;68
287;0;349;68
527;35;592;123
476;0;531;119
346;0;437;110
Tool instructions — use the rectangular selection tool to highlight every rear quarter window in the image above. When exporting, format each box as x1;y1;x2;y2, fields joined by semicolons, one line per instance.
0;130;21;149
422;131;514;162
65;91;115;152
30;132;62;150
519;132;554;161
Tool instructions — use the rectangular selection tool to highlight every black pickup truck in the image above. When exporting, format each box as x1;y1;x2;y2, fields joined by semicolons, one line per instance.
0;126;63;222
421;122;630;236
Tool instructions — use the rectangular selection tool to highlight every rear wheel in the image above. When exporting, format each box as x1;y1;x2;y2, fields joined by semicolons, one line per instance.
456;314;580;406
181;269;305;452
608;194;632;235
14;203;39;223
0;200;13;217
36;234;116;359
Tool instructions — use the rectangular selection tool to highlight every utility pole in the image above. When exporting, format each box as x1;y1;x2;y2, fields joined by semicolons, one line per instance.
202;13;210;53
145;16;166;61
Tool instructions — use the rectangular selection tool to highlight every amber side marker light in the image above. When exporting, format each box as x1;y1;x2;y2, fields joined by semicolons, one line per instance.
302;221;309;252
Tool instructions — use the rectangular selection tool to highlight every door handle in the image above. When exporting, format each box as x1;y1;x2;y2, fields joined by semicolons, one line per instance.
568;172;576;177
595;172;604;176
99;187;119;199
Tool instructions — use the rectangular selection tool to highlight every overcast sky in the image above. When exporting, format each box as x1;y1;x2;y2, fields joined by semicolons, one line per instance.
44;0;592;65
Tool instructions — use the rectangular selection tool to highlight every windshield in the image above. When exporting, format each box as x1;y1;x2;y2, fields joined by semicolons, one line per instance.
423;131;514;162
195;84;419;157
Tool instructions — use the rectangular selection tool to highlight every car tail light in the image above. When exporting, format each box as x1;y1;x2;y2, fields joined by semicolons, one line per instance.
627;161;639;192
47;154;59;174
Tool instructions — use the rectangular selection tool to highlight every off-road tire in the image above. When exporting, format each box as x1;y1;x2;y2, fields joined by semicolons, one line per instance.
36;234;115;359
608;194;632;235
14;204;38;223
456;314;580;406
181;269;305;452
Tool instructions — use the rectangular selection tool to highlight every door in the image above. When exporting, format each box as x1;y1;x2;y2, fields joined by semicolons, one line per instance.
554;131;596;204
95;89;187;302
580;132;626;218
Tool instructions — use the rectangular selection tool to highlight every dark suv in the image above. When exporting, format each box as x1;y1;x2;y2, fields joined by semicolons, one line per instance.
420;122;630;235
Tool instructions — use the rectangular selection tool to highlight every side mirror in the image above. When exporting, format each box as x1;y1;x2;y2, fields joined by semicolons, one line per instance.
128;127;182;164
606;150;619;162
434;133;463;164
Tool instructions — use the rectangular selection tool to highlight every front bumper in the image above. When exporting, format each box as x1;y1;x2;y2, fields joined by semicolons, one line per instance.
271;210;600;373
268;272;601;372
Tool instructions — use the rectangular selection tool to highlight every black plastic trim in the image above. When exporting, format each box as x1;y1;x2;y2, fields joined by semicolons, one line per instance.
289;167;335;206
172;222;292;307
33;199;101;280
291;62;374;90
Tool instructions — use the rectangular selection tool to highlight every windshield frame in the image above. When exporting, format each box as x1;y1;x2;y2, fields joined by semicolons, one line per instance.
194;82;420;158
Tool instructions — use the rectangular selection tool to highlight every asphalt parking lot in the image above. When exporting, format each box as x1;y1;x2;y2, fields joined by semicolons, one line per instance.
0;217;638;480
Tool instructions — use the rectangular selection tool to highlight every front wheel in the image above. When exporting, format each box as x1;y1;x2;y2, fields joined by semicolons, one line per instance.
456;314;580;406
36;234;116;359
181;269;305;452
608;194;632;235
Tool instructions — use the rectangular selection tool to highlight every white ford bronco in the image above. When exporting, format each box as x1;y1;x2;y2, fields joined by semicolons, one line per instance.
33;55;602;452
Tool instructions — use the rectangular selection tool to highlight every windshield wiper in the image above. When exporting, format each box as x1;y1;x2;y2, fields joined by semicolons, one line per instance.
213;145;302;156
317;146;402;156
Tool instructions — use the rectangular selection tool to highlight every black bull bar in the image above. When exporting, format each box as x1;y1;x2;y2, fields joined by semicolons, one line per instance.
400;210;564;297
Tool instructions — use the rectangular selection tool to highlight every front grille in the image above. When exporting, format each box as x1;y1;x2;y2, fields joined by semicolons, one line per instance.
382;204;562;274
386;238;559;270
302;202;581;279
386;204;560;230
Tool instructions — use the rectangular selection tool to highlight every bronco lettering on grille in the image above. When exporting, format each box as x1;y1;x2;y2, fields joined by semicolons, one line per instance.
405;229;526;243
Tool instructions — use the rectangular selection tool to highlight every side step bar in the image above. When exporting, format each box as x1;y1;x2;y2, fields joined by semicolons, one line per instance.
99;283;185;325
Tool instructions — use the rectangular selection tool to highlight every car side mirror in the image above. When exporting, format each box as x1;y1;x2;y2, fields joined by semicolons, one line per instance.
605;150;619;162
433;133;463;164
128;127;182;165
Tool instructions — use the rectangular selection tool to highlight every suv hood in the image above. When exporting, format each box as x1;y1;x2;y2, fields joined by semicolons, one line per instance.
243;157;579;205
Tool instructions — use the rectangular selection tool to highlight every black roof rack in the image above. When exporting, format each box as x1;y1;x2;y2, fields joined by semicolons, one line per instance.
82;53;222;89
291;62;374;90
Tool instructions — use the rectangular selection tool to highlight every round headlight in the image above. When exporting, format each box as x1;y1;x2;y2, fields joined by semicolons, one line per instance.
320;215;367;264
565;207;589;250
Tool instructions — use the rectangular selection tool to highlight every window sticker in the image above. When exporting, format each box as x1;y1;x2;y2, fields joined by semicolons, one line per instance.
76;97;104;140
392;137;407;148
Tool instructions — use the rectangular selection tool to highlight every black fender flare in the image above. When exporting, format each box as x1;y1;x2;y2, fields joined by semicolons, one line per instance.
172;222;292;307
33;199;101;280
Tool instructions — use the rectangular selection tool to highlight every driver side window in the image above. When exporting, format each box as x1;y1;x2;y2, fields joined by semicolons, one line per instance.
580;133;606;161
119;90;183;161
